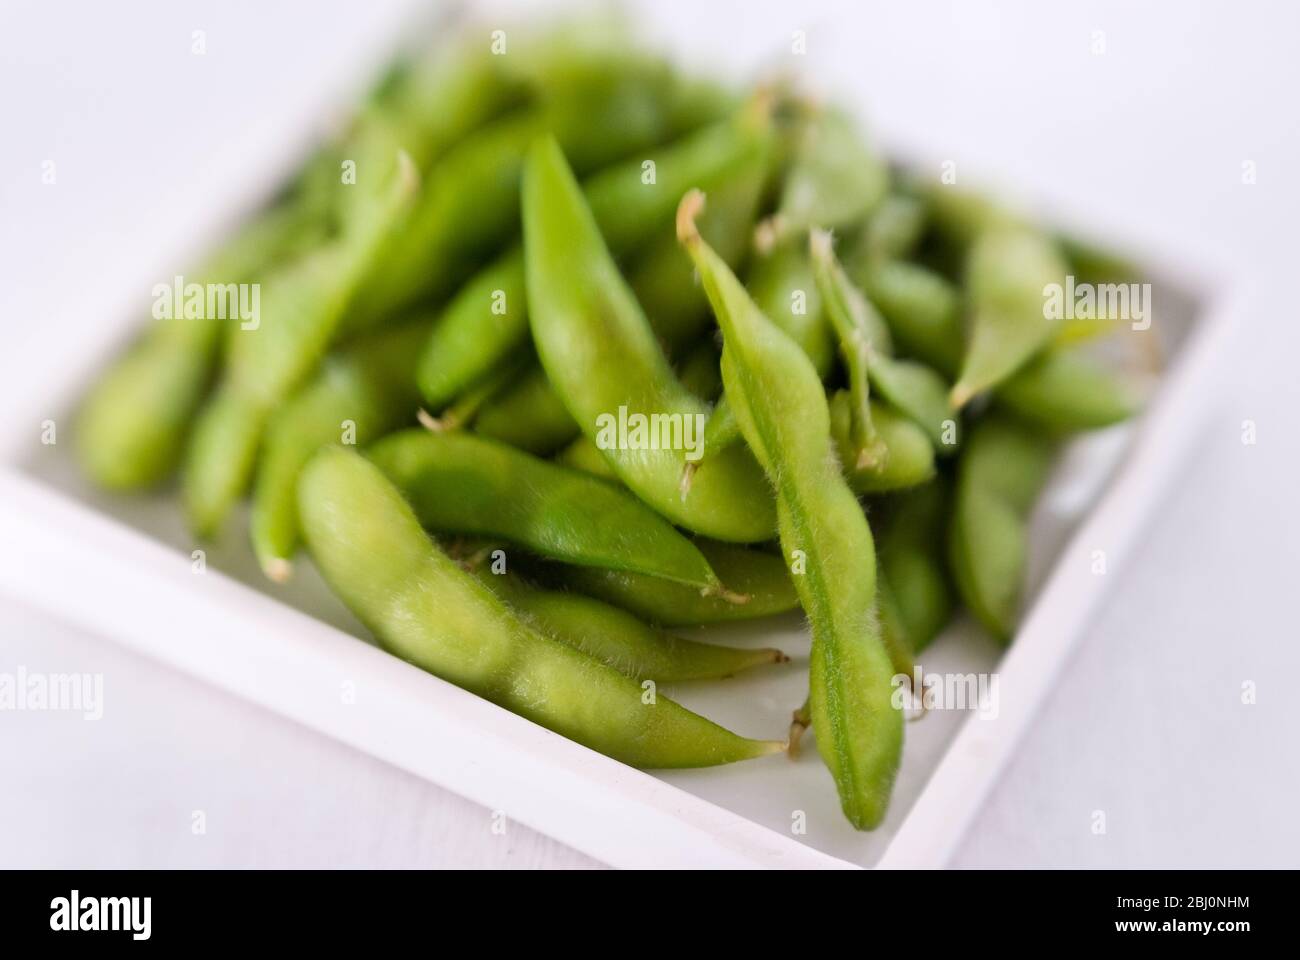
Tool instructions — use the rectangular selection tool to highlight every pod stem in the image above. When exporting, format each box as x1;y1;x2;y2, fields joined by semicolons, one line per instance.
787;698;812;758
700;583;752;606
261;556;293;584
678;460;698;499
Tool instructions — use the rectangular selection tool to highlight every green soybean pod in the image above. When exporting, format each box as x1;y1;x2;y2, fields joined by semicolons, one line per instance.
298;447;781;769
830;392;936;494
552;435;618;480
811;231;956;453
627;146;771;351
851;193;928;263
948;414;1055;642
549;540;799;627
182;150;418;539
756;107;888;250
855;259;964;378
360;57;728;325
995;347;1138;432
472;365;580;455
696;237;837;462
249;318;429;580
470;566;786;682
523;136;776;542
874;478;954;663
680;190;902;830
417;103;774;412
367;430;738;596
809;231;892;469
951;226;1068;408
75;200;316;491
415;249;527;413
574;338;723;470
674;338;724;402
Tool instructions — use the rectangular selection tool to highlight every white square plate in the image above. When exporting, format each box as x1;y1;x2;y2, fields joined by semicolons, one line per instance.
0;10;1239;868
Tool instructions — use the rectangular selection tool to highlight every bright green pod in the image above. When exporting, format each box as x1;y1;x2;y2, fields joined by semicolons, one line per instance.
680;191;902;830
675;338;723;402
182;150;418;538
415;249;527;412
472;365;579;455
417;103;775;411
874;479;954;662
367;430;736;596
298;447;781;768
831;392;936;494
851;193;928;263
948;414;1056;642
75;200;317;491
249;318;429;580
552;435;618;480
996;348;1138;432
628;145;771;351
811;231;957;454
951;226;1069;408
470;566;786;682
359;56;730;325
757;108;888;249
523;137;776;542
855;259;964;378
810;230;892;469
696;235;838;463
551;540;798;627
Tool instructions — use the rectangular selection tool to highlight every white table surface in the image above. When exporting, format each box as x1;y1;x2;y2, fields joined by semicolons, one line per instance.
2;0;1297;868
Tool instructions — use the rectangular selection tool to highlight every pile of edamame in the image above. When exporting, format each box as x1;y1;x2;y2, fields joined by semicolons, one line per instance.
75;19;1141;830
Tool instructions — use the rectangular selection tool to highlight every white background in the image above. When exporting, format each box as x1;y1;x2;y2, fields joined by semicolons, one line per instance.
1;0;1297;867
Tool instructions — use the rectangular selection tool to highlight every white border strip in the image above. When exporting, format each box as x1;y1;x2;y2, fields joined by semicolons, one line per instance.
876;287;1241;868
0;471;851;870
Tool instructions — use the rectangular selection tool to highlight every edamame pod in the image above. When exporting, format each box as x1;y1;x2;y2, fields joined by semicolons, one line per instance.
948;414;1055;642
360;57;730;323
552;436;618;480
854;259;963;378
831;392;936;494
472;365;579;455
874;479;954;661
851;193;928;263
250;318;429;580
76;200;317;490
417;103;776;412
951;226;1068;408
628;142;771;351
523;137;776;542
471;565;785;682
367;430;736;595
564;339;722;472
810;231;892;469
996;347;1138;432
549;540;798;627
680;191;902;830
182;150;418;538
756;108;888;250
298;447;781;768
811;231;956;453
697;237;836;460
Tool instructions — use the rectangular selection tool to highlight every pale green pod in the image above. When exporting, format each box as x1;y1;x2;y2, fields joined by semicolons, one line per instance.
948;414;1055;642
298;447;782;768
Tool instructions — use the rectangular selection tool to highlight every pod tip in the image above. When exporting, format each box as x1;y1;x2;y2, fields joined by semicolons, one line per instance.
676;189;706;246
808;226;834;261
678;460;698;499
416;407;447;432
753;215;782;254
949;383;974;410
262;556;293;584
